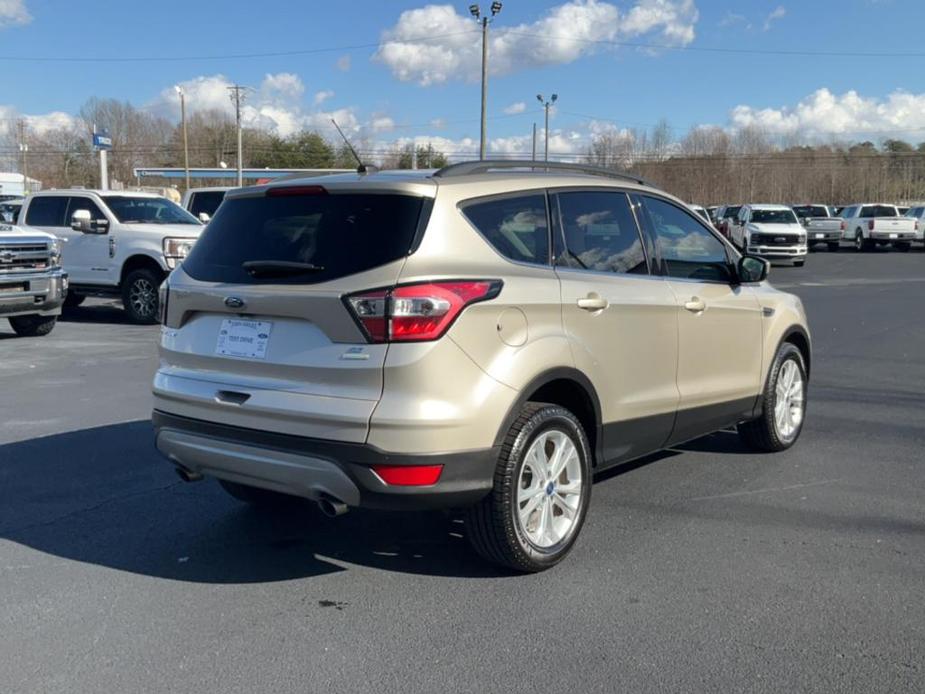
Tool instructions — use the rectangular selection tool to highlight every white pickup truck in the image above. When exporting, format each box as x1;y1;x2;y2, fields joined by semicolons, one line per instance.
20;190;203;323
792;204;842;252
839;204;917;252
0;223;67;336
730;204;807;266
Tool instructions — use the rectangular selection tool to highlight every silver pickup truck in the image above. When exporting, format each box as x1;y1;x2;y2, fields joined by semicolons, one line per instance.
792;204;843;252
0;223;67;336
840;204;918;252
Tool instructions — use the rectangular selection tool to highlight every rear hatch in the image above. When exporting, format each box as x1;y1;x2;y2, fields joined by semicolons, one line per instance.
155;182;434;442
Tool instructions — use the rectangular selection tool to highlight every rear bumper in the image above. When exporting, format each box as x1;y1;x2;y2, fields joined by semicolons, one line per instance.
152;410;498;511
0;269;67;317
869;231;916;242
806;231;842;242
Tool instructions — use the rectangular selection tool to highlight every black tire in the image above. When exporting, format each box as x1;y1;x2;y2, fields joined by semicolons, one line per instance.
63;292;85;308
738;343;808;453
855;230;873;253
122;268;162;324
8;314;57;337
219;479;299;506
465;403;593;573
895;242;911;253
827;242;840;253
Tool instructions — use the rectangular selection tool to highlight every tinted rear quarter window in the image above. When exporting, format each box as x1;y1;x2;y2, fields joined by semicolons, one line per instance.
461;194;549;265
25;196;68;226
183;192;426;284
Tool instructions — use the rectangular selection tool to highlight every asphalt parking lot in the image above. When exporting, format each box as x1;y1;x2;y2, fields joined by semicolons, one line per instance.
1;250;923;693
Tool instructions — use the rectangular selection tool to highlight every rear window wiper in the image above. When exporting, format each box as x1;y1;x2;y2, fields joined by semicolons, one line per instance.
242;260;325;277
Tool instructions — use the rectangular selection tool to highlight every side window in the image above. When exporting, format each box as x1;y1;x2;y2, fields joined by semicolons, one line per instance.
25;196;68;227
553;190;648;275
189;191;226;218
66;197;106;221
461;194;549;265
640;196;732;282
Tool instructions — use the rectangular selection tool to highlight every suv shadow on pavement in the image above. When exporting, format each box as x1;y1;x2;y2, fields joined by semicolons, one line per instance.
59;300;134;326
1;421;747;582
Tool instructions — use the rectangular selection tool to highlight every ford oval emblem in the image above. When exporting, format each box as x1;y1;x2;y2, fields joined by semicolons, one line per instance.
224;296;246;310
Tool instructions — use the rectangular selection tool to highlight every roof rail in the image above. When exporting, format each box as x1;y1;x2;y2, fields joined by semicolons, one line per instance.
432;159;652;186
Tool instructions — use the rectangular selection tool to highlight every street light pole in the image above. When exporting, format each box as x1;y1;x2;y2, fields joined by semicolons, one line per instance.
175;86;190;191
17;119;28;195
228;84;249;188
537;94;558;162
470;3;502;161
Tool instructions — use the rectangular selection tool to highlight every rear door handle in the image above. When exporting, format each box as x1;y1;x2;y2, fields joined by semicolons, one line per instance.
577;295;609;311
684;297;706;313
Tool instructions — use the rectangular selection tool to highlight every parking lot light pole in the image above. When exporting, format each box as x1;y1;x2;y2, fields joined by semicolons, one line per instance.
536;94;557;162
469;2;502;161
175;86;190;191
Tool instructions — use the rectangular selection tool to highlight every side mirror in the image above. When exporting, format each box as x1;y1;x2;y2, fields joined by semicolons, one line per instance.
737;255;769;284
71;209;92;232
198;212;211;223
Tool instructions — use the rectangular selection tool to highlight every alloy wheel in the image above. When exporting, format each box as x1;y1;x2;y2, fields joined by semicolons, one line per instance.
774;359;805;441
129;278;157;320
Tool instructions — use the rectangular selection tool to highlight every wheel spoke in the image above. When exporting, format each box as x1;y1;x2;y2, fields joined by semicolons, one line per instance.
552;494;577;521
549;438;575;480
556;481;582;497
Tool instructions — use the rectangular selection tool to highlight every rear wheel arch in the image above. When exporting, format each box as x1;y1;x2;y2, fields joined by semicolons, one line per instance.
495;368;603;467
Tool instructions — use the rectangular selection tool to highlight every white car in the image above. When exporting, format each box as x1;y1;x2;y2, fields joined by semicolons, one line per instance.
730;204;807;266
902;205;925;246
20;190;203;323
840;204;917;252
180;186;234;223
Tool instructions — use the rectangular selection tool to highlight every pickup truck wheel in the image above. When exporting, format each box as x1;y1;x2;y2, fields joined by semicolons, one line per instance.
895;242;911;252
8;314;57;337
122;268;161;324
826;242;840;252
218;480;301;506
465;403;592;573
63;293;85;308
855;230;873;252
738;343;807;453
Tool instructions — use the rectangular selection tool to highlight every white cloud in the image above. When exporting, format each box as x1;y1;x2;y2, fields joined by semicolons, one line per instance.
730;88;925;139
313;90;335;106
375;0;699;86
336;54;352;72
370;116;396;133
763;5;786;31
25;111;78;135
261;72;305;100
503;102;527;115
0;0;30;28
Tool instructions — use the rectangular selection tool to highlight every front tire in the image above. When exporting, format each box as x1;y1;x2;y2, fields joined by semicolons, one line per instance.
465;403;592;572
8;314;57;337
738;343;808;452
122;268;162;324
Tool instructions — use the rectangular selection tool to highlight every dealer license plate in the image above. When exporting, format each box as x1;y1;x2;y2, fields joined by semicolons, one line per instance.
215;319;272;359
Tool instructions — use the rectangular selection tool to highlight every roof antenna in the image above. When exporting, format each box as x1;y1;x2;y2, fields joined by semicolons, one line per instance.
331;119;376;174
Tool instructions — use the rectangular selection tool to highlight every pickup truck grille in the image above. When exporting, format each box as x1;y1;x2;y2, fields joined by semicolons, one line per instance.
751;233;801;247
0;242;51;274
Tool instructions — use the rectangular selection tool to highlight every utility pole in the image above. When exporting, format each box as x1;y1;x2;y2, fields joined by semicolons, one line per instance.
176;86;190;191
228;84;249;187
537;94;558;163
17;119;28;195
532;123;537;161
469;3;502;160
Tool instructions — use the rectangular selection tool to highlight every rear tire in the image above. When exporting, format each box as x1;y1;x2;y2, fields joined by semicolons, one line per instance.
855;230;873;252
8;315;57;337
63;292;85;308
738;343;807;453
122;268;162;324
219;480;299;506
826;242;839;253
465;403;592;573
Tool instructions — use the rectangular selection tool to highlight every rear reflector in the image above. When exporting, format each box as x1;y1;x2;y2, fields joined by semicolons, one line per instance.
345;280;501;343
266;185;327;197
372;465;443;486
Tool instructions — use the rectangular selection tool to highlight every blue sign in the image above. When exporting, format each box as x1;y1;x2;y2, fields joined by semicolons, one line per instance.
92;129;113;151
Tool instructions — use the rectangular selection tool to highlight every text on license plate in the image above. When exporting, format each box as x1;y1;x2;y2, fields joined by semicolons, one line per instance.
889;233;898;239
215;319;272;359
814;233;824;239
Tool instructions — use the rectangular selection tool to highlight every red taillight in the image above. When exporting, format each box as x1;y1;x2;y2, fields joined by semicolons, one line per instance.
266;185;327;197
868;219;875;231
840;220;846;231
372;464;443;486
345;280;501;343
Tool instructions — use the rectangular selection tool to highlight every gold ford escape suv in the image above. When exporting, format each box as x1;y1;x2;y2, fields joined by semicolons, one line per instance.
153;161;811;572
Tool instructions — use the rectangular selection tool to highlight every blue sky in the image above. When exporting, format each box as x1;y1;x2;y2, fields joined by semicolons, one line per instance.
3;0;925;156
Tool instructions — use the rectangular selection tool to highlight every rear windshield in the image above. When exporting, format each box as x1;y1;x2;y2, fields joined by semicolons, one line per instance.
792;206;828;218
723;206;741;218
859;205;898;218
751;209;798;224
182;192;426;284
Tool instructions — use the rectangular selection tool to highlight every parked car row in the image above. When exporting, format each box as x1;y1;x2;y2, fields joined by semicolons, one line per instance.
691;201;925;265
